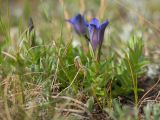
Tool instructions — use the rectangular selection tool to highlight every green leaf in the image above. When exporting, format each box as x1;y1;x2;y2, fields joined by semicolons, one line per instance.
86;96;94;112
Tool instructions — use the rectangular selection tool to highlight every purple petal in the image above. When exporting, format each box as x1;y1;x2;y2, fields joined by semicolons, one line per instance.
90;18;100;28
99;19;109;31
88;24;99;51
67;14;88;36
68;14;82;24
98;19;109;47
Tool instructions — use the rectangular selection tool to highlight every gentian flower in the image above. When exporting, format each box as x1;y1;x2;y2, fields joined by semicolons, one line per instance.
88;18;109;51
67;13;89;41
28;17;34;33
28;17;36;47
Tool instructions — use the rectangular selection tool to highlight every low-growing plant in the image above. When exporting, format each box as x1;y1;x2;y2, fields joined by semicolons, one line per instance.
112;36;148;107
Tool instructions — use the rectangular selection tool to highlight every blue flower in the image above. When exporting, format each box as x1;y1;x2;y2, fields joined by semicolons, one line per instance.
88;18;109;51
67;14;89;40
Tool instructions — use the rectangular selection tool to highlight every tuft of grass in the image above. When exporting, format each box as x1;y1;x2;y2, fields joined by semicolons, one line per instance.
105;99;160;120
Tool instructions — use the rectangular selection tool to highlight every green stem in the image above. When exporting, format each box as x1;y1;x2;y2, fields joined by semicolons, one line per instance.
126;55;138;108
